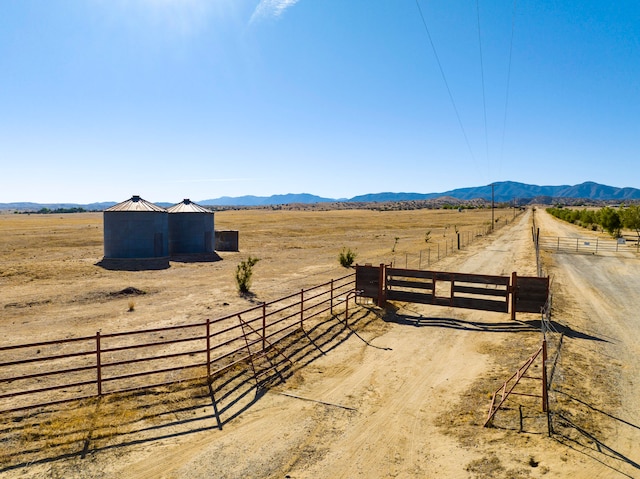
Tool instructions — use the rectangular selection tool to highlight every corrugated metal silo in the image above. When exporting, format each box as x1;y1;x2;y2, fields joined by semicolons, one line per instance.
103;195;169;259
167;199;214;255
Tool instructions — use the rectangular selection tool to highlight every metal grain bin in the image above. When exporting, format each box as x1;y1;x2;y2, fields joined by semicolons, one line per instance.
103;195;169;259
167;199;214;255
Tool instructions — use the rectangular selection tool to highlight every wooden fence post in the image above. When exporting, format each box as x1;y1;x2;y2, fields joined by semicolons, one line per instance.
96;332;102;396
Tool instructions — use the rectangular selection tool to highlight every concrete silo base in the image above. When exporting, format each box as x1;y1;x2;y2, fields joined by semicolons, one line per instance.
170;252;222;263
96;257;170;271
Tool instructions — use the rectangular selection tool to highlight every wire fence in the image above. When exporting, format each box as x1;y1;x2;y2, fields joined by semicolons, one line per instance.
0;273;356;414
390;211;523;270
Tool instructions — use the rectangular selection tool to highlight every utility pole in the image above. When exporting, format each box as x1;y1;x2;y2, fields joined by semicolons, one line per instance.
491;183;495;232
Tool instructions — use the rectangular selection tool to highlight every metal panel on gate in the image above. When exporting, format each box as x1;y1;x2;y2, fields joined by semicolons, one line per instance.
514;276;549;313
355;265;381;301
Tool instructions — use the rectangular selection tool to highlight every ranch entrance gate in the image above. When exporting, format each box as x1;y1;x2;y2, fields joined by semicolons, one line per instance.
355;264;548;319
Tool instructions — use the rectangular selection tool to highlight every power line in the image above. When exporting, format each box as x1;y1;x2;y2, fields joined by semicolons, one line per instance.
500;0;518;174
414;0;477;165
476;0;490;175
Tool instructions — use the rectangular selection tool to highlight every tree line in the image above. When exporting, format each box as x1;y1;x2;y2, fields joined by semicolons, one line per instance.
16;207;87;214
546;205;640;240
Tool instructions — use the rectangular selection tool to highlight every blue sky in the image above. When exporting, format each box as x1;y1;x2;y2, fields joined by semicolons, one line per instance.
1;0;638;203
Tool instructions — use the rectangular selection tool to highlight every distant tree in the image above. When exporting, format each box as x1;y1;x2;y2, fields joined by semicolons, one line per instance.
622;205;640;243
598;207;622;238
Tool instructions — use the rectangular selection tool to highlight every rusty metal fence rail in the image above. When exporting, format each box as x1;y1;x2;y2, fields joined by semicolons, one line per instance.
0;273;356;414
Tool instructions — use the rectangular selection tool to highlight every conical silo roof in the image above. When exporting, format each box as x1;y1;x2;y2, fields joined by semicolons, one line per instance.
105;195;166;212
167;199;211;214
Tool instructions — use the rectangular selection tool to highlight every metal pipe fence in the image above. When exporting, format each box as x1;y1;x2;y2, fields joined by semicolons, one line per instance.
538;236;639;254
0;273;356;414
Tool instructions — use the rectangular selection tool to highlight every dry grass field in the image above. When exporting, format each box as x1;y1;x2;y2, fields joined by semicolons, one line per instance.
1;206;639;478
0;207;505;341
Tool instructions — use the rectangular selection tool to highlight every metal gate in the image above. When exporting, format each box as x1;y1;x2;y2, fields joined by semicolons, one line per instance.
356;265;548;319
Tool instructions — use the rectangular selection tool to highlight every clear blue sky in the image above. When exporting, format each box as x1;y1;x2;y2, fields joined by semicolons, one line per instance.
1;1;638;204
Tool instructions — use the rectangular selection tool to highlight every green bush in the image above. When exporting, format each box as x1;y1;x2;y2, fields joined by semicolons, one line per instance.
338;247;357;268
235;256;260;294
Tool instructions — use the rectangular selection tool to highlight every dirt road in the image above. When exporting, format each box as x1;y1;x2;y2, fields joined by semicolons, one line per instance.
4;207;640;478
534;209;640;478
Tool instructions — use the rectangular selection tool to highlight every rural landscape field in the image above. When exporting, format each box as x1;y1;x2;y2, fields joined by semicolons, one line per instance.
1;206;639;478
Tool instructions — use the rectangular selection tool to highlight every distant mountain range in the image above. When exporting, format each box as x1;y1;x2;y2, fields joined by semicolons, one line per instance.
2;181;639;211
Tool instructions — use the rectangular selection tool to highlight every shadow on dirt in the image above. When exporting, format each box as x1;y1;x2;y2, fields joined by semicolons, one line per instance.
383;309;538;333
0;308;382;474
95;253;222;271
523;319;608;342
553;412;640;478
382;308;607;342
169;252;223;264
95;258;171;271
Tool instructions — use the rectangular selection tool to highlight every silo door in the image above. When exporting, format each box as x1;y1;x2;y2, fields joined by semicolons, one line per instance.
154;233;163;256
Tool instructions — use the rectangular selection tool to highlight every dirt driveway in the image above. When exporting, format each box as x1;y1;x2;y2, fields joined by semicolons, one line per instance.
3;208;640;479
534;209;640;478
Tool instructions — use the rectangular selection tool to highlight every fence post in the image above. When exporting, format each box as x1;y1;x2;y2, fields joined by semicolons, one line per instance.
96;332;102;396
457;233;460;250
510;272;517;321
595;238;599;254
542;338;548;414
405;253;408;269
419;250;422;270
330;279;334;315
377;263;386;307
300;289;304;329
206;318;211;378
262;302;266;352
